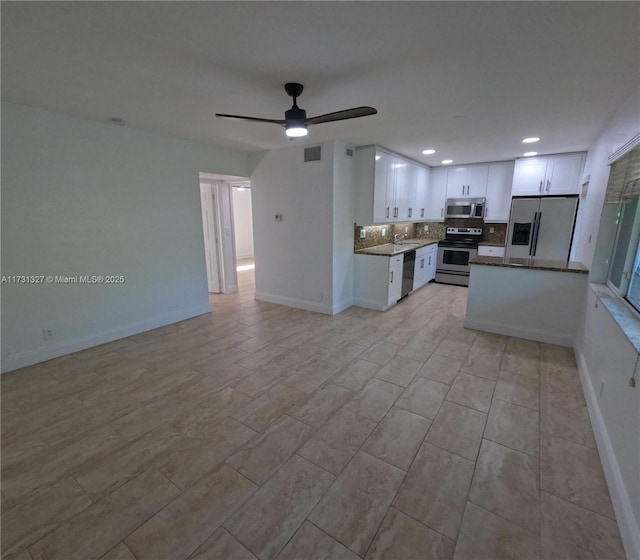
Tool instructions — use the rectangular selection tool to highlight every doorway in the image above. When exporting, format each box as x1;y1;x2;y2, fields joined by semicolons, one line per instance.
198;172;255;297
231;182;255;293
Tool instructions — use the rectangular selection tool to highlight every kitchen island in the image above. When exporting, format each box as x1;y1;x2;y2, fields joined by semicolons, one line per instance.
465;255;589;347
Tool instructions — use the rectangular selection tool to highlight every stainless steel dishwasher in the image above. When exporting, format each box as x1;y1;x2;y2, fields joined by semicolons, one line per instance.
401;250;416;299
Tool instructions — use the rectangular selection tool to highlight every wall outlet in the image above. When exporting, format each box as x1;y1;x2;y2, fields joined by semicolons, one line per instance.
274;213;283;222
489;227;495;233
360;228;367;238
424;224;429;232
42;328;54;340
405;226;408;233
381;227;387;236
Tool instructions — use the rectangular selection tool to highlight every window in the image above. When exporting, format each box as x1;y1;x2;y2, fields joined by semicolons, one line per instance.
606;146;640;312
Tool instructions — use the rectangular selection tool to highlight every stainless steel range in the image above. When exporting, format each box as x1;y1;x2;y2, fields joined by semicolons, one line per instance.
435;227;483;286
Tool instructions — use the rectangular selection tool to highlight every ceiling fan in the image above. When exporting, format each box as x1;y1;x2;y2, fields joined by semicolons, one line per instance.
215;82;377;138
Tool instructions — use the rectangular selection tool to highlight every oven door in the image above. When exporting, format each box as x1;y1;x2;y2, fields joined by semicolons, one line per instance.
437;246;477;273
445;200;474;219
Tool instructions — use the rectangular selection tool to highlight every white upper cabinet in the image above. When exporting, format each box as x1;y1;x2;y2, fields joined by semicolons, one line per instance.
511;154;585;196
414;165;431;220
485;162;515;222
446;165;489;198
355;146;432;224
426;168;448;220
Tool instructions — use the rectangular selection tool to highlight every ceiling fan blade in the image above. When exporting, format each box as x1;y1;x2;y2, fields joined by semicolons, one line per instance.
306;106;377;125
215;113;286;125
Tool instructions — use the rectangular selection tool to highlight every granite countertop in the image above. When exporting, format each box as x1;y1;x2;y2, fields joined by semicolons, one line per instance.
355;238;440;256
470;255;589;274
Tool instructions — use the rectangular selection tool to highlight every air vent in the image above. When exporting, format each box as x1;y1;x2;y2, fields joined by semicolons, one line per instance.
304;145;322;162
345;147;354;158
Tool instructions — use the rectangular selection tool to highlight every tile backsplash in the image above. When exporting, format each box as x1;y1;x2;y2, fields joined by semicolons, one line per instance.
354;221;507;250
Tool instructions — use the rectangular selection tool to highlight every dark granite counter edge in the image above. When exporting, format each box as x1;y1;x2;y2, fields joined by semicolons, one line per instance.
470;255;589;274
478;242;506;247
355;239;440;257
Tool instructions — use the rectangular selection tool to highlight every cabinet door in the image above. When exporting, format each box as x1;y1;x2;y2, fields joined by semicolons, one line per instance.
373;151;392;222
426;247;436;281
446;167;468;198
485;162;514;222
414;166;430;220
413;254;426;290
388;155;403;221
466;165;489;198
426;169;448;220
399;161;417;221
388;262;403;304
544;154;584;195
511;158;548;196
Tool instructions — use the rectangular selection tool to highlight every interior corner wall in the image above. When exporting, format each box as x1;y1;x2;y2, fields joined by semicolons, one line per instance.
1;102;249;373
250;142;335;314
572;82;640;560
332;141;355;313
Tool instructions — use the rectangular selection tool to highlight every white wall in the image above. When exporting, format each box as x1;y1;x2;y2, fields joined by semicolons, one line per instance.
332;142;355;313
250;142;339;314
1;102;249;372
232;187;254;259
573;82;640;560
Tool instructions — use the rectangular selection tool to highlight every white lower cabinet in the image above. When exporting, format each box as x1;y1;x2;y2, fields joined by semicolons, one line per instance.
414;244;436;290
477;245;505;257
354;253;404;310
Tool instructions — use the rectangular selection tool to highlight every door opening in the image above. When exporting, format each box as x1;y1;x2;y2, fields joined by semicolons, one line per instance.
198;173;254;296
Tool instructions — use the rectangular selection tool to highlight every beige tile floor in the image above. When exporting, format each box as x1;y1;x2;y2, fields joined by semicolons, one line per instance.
1;263;627;560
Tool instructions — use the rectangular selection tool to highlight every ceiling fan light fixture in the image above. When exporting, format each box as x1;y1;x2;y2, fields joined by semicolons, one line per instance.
285;124;308;138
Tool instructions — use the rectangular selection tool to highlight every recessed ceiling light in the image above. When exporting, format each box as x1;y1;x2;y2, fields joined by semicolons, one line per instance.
422;149;436;155
442;159;453;164
522;137;540;143
523;151;538;157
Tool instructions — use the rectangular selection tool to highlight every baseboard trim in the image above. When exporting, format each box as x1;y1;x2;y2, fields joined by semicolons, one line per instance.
1;304;212;374
463;317;574;347
255;291;333;315
575;345;640;560
352;297;394;312
332;298;353;315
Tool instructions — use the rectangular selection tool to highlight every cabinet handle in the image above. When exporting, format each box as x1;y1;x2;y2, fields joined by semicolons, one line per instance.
408;208;412;218
441;208;444;217
386;207;389;218
421;208;424;217
466;185;470;196
546;179;551;192
390;271;394;283
462;185;465;196
420;258;424;269
539;180;543;193
394;207;399;218
428;256;431;265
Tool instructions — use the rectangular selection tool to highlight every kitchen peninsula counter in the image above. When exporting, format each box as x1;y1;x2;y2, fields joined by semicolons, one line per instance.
470;255;589;274
466;256;589;347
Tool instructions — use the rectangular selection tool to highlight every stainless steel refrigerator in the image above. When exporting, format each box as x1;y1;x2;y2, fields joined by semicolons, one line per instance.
506;196;579;260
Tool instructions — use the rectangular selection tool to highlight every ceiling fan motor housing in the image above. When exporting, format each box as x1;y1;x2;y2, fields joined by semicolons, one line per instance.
285;106;307;122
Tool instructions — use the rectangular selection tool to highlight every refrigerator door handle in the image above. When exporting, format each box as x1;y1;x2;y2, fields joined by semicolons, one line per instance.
532;212;542;256
529;212;539;256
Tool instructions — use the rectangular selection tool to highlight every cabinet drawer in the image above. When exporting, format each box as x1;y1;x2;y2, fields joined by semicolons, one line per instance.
477;245;505;257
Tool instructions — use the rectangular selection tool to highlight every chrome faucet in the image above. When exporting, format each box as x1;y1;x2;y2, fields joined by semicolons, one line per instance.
393;233;407;244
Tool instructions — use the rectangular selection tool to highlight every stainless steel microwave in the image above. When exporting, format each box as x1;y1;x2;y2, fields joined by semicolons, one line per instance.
445;198;486;219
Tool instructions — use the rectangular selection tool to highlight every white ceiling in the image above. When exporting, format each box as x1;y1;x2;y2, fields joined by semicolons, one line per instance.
2;2;639;166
